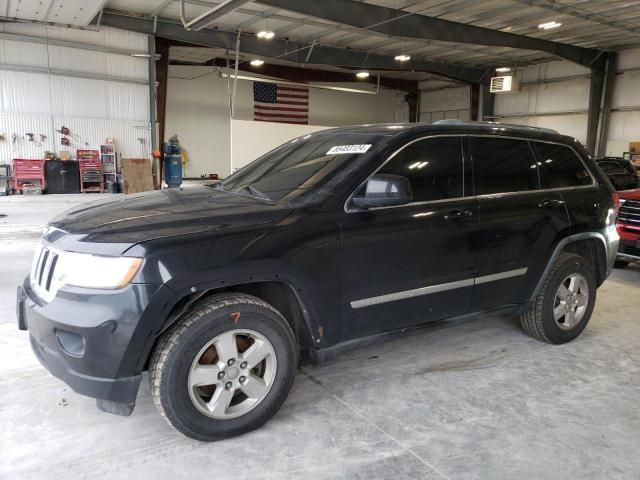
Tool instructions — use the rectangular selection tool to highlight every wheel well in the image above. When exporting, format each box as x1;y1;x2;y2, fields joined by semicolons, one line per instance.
561;238;607;286
159;281;314;350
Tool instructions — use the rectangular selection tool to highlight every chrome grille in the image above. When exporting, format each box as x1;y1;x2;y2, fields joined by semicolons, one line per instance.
30;244;59;301
618;199;640;225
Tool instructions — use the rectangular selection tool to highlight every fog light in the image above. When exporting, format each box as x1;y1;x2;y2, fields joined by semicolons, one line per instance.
55;329;86;357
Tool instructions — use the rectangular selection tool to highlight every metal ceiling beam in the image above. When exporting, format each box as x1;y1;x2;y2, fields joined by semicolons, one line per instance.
99;12;486;83
512;0;640;36
255;0;606;70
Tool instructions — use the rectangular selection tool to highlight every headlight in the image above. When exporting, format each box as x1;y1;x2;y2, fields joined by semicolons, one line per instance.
56;251;143;289
31;245;143;302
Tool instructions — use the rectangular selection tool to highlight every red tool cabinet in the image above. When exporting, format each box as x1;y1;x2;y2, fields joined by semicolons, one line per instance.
12;159;45;193
77;150;104;193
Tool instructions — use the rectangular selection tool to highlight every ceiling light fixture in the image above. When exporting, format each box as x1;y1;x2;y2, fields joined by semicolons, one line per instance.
250;59;265;66
538;21;562;30
356;71;370;79
495;67;512;73
256;30;275;39
394;54;411;62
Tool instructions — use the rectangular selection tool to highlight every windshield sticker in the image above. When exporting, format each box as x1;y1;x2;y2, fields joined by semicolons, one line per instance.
326;144;372;155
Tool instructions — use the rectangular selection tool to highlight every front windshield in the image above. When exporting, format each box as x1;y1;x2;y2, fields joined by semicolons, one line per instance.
216;132;387;203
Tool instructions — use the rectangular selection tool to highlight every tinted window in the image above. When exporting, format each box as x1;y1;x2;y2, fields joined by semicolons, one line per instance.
597;161;626;175
470;137;539;195
534;142;593;188
376;137;465;202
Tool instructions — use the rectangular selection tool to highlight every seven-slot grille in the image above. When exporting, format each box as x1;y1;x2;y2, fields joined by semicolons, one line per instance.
30;244;59;300
618;199;640;225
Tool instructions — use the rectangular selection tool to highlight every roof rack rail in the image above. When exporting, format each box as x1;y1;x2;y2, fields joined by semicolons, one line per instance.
433;119;465;126
432;119;559;135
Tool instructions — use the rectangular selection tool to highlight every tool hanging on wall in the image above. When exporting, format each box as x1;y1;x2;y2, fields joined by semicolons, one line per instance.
25;133;34;142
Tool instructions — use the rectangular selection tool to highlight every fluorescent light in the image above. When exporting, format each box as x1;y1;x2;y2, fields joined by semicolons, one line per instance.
256;30;275;39
394;54;411;62
356;71;370;79
496;67;512;73
250;59;265;66
219;73;376;94
538;21;562;30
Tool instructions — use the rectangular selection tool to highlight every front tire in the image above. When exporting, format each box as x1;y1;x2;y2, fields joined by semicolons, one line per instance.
149;293;297;441
521;253;596;344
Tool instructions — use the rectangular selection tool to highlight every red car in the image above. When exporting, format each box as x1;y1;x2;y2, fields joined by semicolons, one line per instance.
615;188;640;267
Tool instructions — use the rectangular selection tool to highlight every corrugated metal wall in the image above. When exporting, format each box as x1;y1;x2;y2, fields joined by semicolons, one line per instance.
0;23;150;165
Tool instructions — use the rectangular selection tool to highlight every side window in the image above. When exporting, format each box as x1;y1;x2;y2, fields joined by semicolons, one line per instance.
534;142;593;188
377;137;465;202
597;161;626;176
470;137;540;195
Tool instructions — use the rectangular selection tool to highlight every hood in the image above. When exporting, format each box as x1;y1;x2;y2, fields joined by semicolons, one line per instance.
46;187;292;254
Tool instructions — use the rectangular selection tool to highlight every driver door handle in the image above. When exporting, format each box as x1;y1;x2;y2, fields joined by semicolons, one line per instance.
444;209;474;220
538;199;565;208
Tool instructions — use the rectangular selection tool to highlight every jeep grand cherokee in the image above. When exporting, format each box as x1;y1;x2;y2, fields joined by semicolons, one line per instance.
17;121;619;441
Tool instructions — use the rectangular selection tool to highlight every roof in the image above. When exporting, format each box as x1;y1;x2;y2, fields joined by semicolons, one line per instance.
310;120;578;143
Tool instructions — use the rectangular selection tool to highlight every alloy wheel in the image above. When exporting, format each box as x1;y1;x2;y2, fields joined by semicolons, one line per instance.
553;273;589;330
188;329;277;419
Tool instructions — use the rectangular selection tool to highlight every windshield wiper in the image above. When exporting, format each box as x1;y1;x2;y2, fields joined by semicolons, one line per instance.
243;185;271;201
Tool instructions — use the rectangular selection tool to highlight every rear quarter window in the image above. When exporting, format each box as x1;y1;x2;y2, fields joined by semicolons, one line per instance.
533;142;594;189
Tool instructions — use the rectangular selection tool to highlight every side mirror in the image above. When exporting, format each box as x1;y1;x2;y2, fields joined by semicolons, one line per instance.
352;174;412;209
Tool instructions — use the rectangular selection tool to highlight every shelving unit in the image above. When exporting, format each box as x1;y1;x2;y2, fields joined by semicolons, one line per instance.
101;142;118;187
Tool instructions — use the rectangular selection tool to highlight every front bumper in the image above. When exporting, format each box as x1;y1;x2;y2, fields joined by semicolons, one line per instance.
617;224;640;261
17;279;166;415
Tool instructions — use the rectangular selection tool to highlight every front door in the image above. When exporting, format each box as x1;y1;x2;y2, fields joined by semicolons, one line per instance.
339;136;478;340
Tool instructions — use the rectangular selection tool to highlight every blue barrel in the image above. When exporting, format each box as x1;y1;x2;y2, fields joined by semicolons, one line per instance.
164;155;182;188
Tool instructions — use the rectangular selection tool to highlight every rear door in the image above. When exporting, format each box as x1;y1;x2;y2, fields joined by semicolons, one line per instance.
469;136;570;310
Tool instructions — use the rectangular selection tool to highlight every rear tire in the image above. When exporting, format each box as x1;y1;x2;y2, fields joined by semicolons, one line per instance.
614;259;630;269
521;253;596;344
149;293;297;441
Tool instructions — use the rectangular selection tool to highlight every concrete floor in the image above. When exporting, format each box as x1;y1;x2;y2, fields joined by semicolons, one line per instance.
1;194;640;480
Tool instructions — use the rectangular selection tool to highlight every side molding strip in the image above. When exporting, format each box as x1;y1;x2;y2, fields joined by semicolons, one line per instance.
475;267;528;285
350;267;528;309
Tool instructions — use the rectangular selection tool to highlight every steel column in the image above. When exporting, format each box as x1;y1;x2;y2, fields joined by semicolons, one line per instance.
596;52;617;157
586;62;606;155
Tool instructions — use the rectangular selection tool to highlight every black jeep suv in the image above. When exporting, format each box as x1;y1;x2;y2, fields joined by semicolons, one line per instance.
17;121;619;441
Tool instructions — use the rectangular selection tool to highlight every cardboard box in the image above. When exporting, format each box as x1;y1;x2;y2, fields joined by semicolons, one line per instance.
629;142;640;153
121;158;154;194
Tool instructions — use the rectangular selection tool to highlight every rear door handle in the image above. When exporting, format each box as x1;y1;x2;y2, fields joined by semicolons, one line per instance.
444;209;474;220
538;199;565;208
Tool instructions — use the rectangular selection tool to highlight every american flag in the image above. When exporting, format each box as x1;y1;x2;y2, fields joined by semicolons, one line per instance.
253;81;309;124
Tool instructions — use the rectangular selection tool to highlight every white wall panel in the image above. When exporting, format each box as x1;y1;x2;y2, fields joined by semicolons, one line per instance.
495;79;589;116
498;114;589;144
0;113;56;160
617;47;640;70
420;86;470;113
231;120;330;171
0;24;147;51
0;24;150;164
612;71;640;109
0;71;52;114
